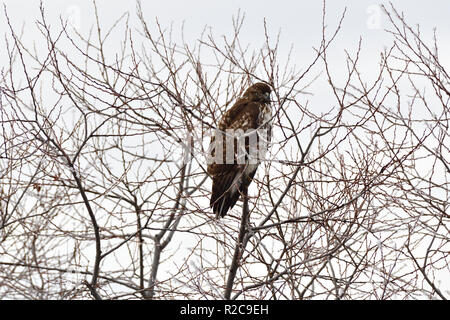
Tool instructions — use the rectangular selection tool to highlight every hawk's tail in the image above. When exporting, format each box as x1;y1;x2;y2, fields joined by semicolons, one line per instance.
211;172;241;218
210;169;256;218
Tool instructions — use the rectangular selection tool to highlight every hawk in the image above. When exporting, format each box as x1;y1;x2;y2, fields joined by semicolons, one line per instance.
207;82;272;218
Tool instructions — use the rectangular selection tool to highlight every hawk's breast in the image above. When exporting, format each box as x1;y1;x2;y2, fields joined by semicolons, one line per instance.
258;103;272;128
254;103;272;165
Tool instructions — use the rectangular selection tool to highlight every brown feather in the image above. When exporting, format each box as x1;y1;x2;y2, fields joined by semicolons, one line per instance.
211;167;258;218
208;82;272;218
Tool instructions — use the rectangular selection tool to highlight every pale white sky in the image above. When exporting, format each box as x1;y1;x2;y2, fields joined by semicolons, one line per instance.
1;0;449;114
2;0;449;67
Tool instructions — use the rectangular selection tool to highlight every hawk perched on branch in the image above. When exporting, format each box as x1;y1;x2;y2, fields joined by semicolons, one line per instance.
208;82;272;218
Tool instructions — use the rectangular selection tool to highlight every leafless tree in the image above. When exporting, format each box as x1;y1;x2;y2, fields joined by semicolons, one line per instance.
0;2;448;300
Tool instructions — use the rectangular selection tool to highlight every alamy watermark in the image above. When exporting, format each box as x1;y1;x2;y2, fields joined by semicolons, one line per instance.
366;4;382;30
65;5;81;32
207;128;271;165
170;127;272;167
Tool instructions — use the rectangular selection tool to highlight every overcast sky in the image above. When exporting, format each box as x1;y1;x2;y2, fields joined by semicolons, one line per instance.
2;1;449;107
2;0;449;63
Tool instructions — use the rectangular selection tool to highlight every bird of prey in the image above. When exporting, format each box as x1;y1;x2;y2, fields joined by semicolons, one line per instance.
207;82;272;218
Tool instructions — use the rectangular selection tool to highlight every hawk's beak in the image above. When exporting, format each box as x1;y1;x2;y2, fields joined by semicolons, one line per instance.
264;92;271;103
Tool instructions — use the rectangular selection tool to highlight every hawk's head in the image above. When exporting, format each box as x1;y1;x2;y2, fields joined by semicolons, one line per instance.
242;82;271;104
